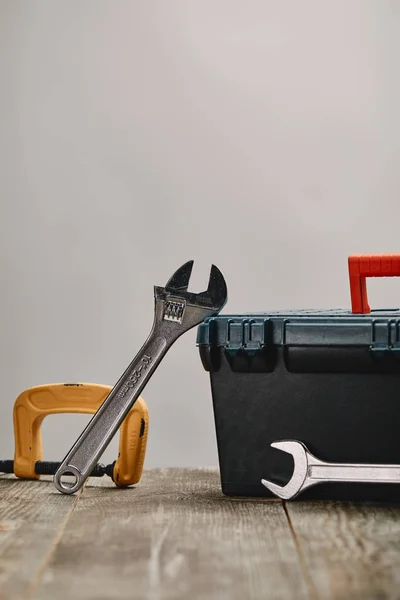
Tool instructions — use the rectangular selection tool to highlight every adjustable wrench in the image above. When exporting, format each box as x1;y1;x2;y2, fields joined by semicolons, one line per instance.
54;261;227;495
261;440;400;500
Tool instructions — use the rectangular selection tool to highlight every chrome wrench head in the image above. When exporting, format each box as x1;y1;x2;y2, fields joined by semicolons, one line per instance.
154;261;228;334
261;440;313;500
165;261;227;309
261;440;400;501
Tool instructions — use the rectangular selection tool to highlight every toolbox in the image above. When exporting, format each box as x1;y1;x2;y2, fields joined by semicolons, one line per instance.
197;255;400;501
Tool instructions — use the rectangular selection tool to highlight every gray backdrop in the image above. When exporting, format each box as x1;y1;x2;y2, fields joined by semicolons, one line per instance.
1;1;400;469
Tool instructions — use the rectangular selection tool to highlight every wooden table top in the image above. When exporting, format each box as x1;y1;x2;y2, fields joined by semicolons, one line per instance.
1;468;400;599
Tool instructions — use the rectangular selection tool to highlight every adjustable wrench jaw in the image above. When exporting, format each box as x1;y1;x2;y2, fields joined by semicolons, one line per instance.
164;261;227;310
153;261;228;340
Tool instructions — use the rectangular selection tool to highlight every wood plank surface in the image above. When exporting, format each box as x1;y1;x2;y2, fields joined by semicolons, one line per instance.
30;469;308;600
2;469;400;599
286;500;400;600
0;474;78;600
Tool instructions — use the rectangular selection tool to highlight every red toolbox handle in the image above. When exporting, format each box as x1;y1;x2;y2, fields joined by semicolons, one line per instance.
348;254;400;313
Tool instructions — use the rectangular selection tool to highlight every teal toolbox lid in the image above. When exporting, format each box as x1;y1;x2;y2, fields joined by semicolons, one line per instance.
196;309;400;374
198;254;400;355
197;255;400;372
197;308;400;349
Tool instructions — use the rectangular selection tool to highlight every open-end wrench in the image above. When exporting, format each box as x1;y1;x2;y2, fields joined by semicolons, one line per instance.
54;261;227;495
261;440;400;500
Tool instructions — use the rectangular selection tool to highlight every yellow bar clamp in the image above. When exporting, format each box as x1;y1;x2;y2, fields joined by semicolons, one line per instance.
13;383;149;487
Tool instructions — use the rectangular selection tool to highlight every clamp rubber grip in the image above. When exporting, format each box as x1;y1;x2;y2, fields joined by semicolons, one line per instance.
13;383;149;487
349;254;400;314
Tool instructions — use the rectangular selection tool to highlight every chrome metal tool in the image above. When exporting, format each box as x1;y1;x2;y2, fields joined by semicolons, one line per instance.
261;440;400;500
54;261;227;495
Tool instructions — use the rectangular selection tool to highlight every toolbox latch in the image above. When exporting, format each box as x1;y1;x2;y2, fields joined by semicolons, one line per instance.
224;320;275;372
391;321;400;357
369;320;400;360
225;322;244;355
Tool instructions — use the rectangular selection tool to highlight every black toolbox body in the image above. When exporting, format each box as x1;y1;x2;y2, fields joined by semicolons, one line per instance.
197;305;400;501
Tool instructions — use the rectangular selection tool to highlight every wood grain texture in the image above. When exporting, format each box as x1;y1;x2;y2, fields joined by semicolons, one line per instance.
32;468;308;600
0;474;78;600
286;500;400;600
2;469;400;600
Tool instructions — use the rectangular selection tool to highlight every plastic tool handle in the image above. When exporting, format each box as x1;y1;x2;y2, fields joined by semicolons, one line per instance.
349;254;400;314
13;383;149;487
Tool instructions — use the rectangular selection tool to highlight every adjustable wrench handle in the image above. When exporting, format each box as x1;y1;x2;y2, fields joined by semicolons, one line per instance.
54;332;168;494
